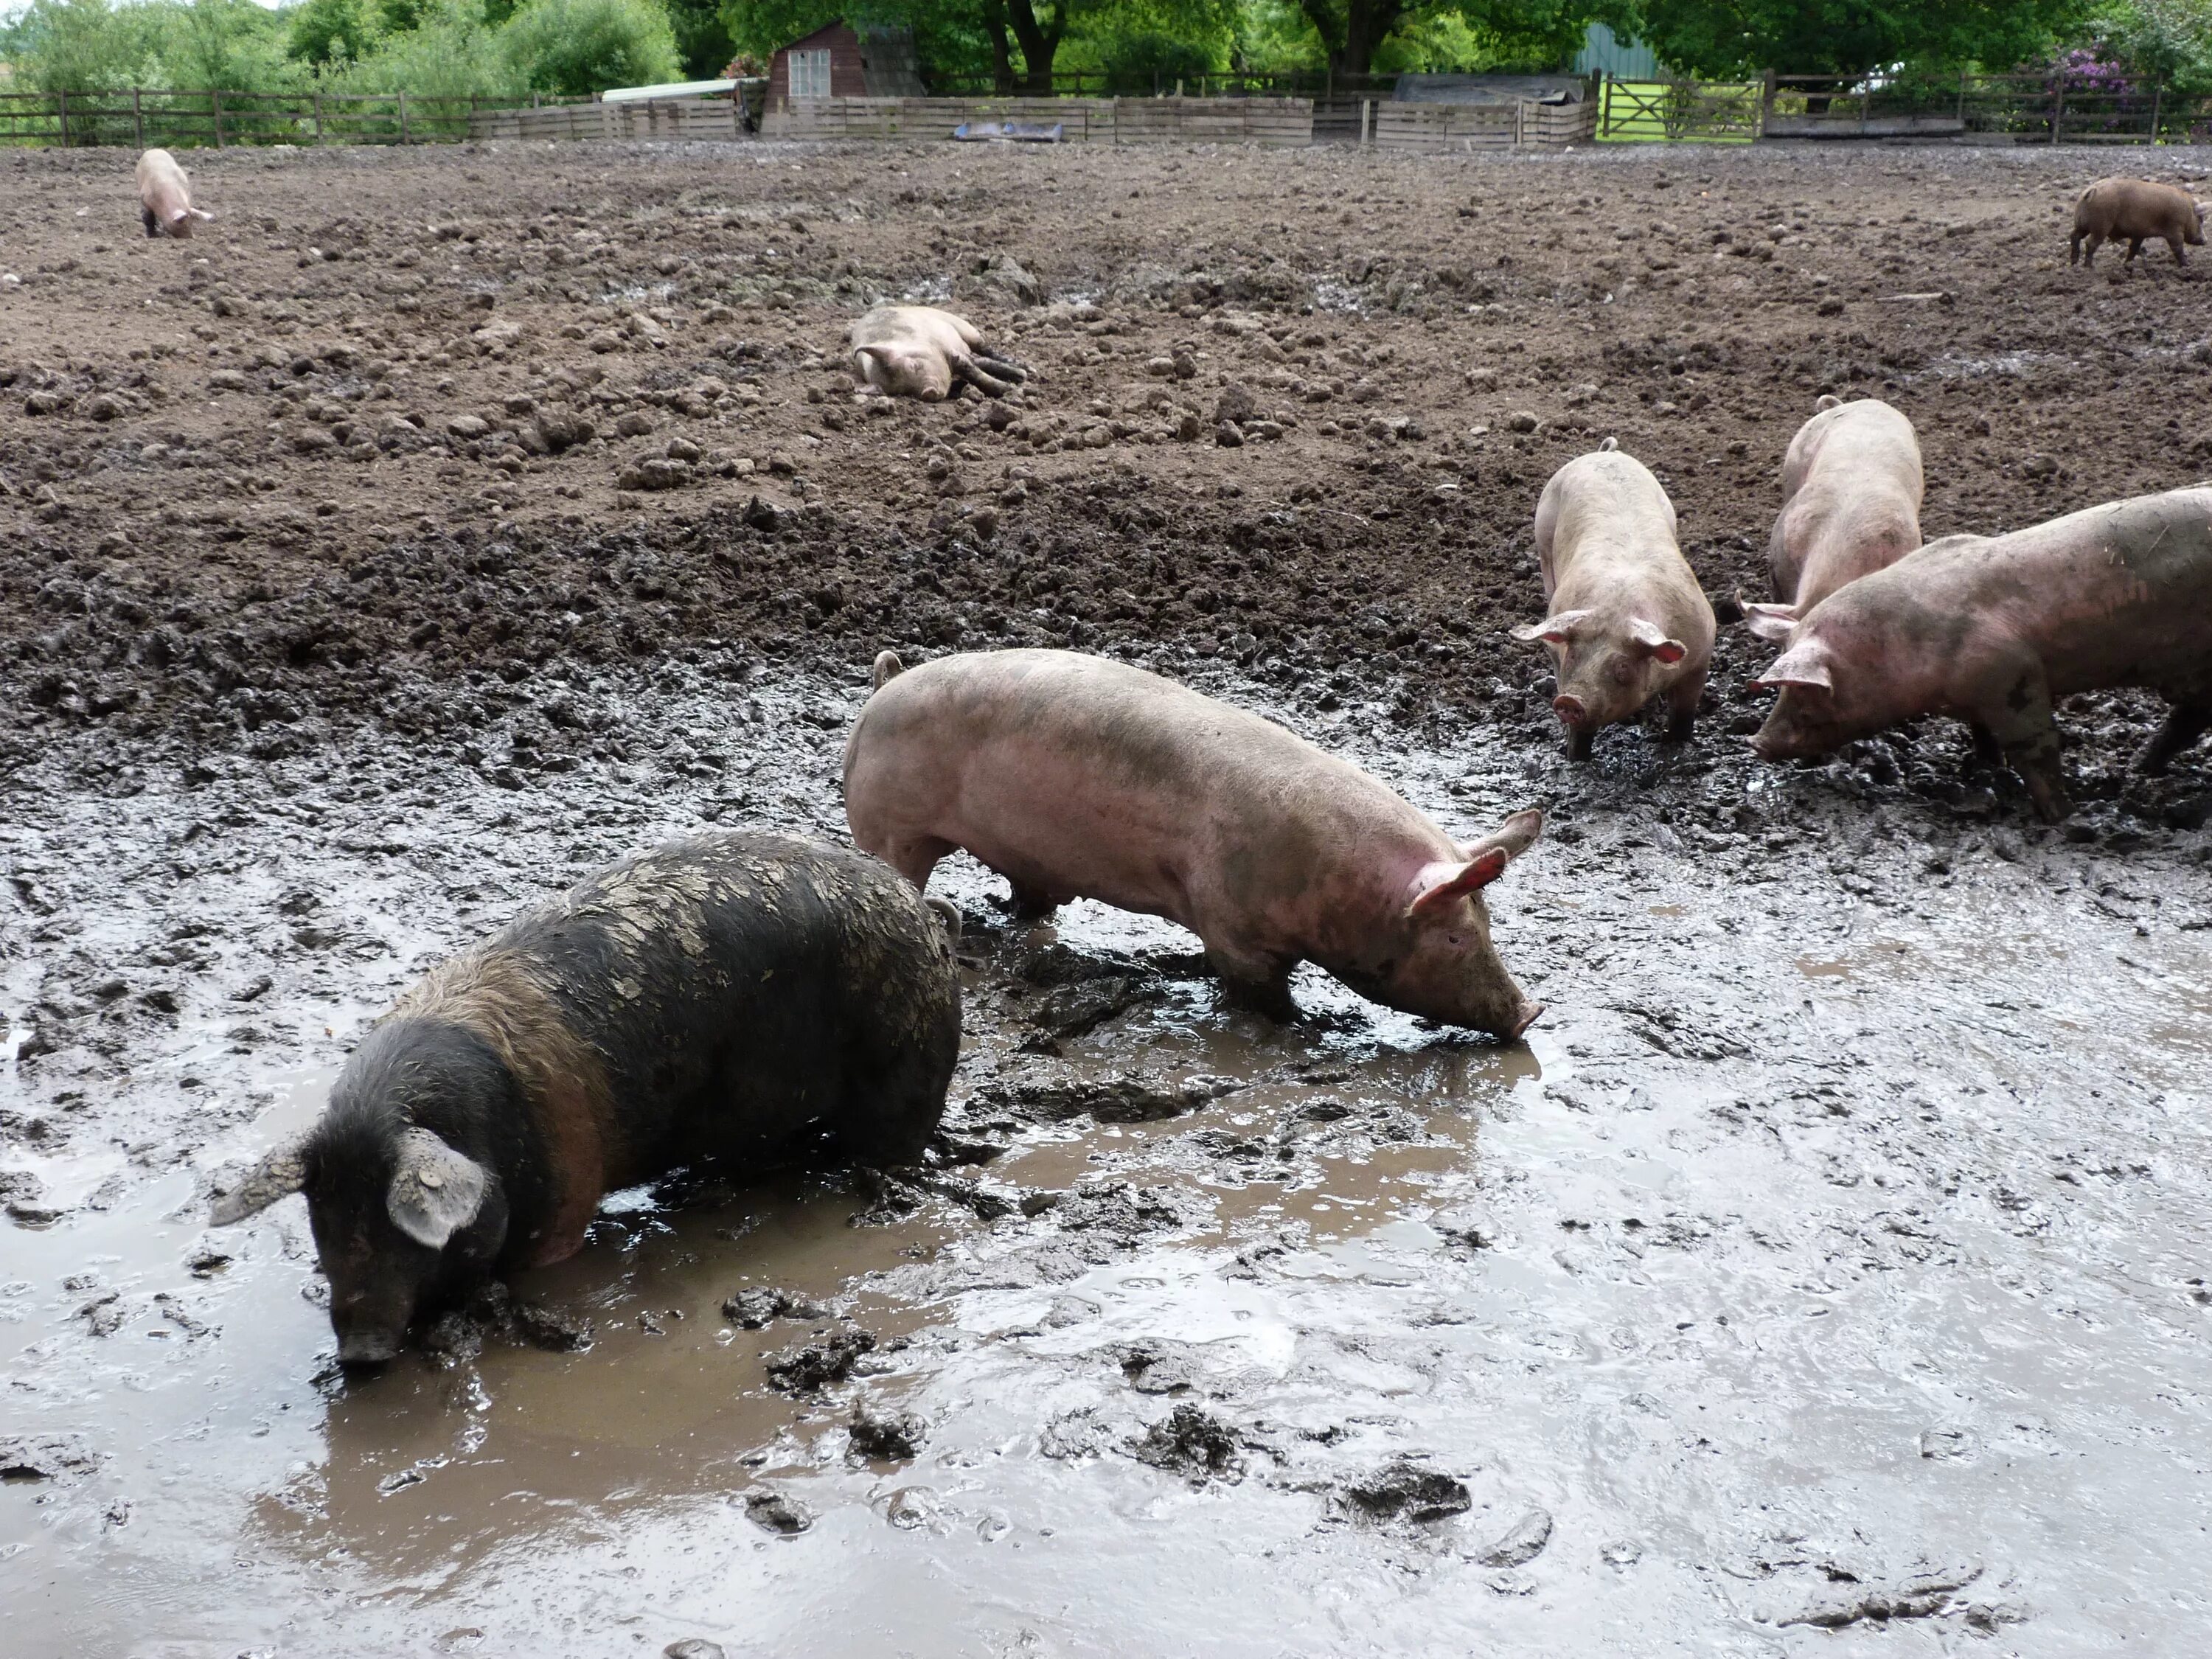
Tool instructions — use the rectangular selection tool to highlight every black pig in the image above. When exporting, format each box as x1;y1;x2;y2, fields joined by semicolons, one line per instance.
211;832;962;1366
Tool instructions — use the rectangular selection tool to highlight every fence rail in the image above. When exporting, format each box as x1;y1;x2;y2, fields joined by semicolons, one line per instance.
761;96;1315;147
0;88;594;149
1763;70;2212;144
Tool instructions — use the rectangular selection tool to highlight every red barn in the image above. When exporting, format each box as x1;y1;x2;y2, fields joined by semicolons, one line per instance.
768;21;925;108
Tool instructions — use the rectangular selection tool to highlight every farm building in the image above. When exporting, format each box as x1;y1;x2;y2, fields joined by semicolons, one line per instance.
768;21;925;108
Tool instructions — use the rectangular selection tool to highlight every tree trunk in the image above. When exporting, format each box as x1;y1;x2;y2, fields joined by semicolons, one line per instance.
1298;0;1407;77
984;2;1016;95
1003;0;1062;96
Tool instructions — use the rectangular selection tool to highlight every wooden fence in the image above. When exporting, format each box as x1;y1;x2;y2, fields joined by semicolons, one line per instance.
0;88;594;148
1372;98;1598;151
1765;71;2212;144
469;96;744;143
760;96;1315;146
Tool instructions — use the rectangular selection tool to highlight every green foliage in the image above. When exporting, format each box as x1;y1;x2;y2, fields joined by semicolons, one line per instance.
4;0;171;91
662;0;738;76
2087;0;2212;92
500;0;684;93
286;0;376;66
1293;0;1624;75
378;0;429;30
328;0;526;97
1634;0;2093;77
1098;28;1216;86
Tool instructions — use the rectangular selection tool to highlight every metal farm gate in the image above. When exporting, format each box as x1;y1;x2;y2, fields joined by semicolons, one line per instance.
1598;76;1764;141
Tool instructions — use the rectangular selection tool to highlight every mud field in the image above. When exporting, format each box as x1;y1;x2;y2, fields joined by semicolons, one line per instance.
4;136;2212;1656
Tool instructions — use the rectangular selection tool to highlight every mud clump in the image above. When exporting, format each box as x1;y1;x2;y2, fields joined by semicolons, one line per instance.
1341;1461;1472;1525
977;1074;1239;1126
721;1286;827;1329
0;1432;105;1484
1777;1563;1986;1630
1128;1404;1245;1484
763;1325;876;1393
847;1403;928;1462
741;1488;814;1536
1475;1506;1554;1567
418;1282;592;1366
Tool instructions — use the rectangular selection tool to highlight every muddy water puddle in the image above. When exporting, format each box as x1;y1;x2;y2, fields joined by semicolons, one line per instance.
5;662;2212;1654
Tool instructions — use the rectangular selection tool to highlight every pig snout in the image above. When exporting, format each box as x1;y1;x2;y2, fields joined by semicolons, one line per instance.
1551;693;1590;729
336;1328;401;1368
1509;999;1544;1040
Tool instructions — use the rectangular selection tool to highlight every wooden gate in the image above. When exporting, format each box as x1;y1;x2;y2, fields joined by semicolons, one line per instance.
1599;77;1764;141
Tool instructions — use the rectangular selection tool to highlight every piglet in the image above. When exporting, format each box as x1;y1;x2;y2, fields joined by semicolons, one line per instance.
1744;396;1922;640
210;832;961;1366
1514;441;1715;759
2071;177;2203;266
844;648;1545;1039
850;305;1026;400
1752;487;2212;819
136;148;212;240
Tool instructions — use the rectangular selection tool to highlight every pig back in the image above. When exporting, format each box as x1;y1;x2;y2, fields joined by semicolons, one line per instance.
1996;489;2212;695
501;831;960;1174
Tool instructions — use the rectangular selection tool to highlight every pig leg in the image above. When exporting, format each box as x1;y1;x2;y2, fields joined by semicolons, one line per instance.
142;206;161;238
2079;230;2104;265
1206;941;1298;1021
1565;726;1593;762
971;352;1028;384
2166;232;2189;266
950;355;1017;398
1967;722;2006;765
1005;881;1059;921
1981;670;2068;821
2124;237;2145;264
1660;670;1706;745
2139;700;2211;774
877;832;957;891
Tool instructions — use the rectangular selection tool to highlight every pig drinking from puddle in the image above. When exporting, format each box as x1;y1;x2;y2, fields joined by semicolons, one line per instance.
1513;442;1715;759
2071;177;2204;266
136;148;212;239
211;832;961;1366
844;647;1545;1039
1752;487;2212;819
1743;396;1922;638
850;305;1026;400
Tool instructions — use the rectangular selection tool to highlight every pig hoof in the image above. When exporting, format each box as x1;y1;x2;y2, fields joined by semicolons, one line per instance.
1566;729;1594;763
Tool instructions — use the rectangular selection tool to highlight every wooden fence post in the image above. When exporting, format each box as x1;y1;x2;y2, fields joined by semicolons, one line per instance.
1956;68;1967;128
398;89;410;144
133;88;145;147
2051;77;2064;145
313;91;324;144
212;88;225;147
2150;80;2163;145
56;88;69;148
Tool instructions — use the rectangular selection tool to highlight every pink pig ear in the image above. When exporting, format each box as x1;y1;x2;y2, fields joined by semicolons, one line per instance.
1405;849;1510;923
1510;608;1591;647
1627;617;1687;664
1739;601;1799;643
1752;644;1832;695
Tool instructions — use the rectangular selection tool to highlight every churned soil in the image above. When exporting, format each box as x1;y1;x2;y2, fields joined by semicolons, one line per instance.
4;135;2211;821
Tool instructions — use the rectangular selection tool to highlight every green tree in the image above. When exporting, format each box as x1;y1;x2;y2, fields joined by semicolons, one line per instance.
1634;0;2092;76
501;0;684;92
287;0;377;65
1293;0;1620;76
663;0;739;74
2087;0;2212;91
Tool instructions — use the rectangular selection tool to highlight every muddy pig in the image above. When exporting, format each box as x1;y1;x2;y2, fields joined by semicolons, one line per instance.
1743;397;1923;642
845;648;1545;1039
850;305;1027;400
1752;487;2212;819
2071;176;2204;265
210;832;961;1366
1513;442;1715;759
136;148;212;239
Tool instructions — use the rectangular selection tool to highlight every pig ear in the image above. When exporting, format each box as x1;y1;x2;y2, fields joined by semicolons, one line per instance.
189;207;214;222
386;1127;488;1251
1510;608;1592;646
1816;393;1841;411
1406;852;1509;922
1627;617;1688;664
1752;644;1832;695
209;1136;309;1225
1740;602;1799;643
1461;807;1544;865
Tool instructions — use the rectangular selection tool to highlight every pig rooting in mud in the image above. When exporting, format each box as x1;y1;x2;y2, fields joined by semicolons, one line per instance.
849;305;1028;401
135;148;212;240
846;647;1545;1039
1742;394;1924;641
210;832;962;1367
1514;442;1715;759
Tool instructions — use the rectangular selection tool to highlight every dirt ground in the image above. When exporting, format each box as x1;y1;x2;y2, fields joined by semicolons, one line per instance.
4;136;2212;1657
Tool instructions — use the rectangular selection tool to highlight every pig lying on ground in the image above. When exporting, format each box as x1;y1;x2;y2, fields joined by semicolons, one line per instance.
2071;177;2204;266
1744;396;1923;638
845;647;1545;1039
1514;442;1715;759
210;832;961;1366
1752;487;2212;819
850;305;1027;400
136;148;212;239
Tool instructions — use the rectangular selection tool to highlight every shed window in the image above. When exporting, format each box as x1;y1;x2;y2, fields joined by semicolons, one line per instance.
788;49;832;99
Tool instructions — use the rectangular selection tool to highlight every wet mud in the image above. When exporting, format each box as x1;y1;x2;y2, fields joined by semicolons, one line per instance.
5;138;2212;1655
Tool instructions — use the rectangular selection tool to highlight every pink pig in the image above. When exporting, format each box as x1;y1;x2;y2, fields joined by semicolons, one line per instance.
1752;487;2212;819
136;149;212;240
1743;395;1923;639
844;648;1545;1039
